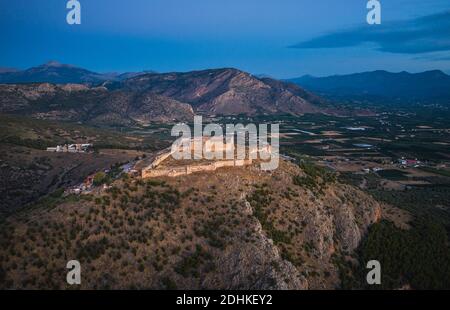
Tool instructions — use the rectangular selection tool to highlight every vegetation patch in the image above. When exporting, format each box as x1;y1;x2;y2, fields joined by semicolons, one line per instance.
247;185;291;245
340;219;450;289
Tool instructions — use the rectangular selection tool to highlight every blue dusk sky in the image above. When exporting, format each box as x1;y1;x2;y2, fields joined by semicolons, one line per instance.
1;0;450;78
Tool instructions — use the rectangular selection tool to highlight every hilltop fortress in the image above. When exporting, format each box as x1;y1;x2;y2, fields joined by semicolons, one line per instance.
142;137;273;178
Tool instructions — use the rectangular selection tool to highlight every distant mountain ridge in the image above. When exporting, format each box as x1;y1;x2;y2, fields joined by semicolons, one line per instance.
0;67;18;74
0;61;151;85
288;70;450;101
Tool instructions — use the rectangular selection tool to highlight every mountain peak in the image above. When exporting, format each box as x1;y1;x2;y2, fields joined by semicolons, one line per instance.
116;67;323;115
420;69;448;77
43;61;74;68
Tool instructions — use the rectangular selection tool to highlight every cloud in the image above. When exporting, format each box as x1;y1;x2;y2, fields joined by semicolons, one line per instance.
428;55;450;61
290;11;450;54
413;52;450;61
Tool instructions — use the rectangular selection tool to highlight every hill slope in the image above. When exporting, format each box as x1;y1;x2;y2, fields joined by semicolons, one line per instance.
0;83;194;126
0;160;382;289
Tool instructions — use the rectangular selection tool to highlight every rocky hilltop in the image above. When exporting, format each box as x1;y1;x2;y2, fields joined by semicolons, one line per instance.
0;159;381;289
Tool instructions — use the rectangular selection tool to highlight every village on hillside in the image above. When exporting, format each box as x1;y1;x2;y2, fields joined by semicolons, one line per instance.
46;143;93;153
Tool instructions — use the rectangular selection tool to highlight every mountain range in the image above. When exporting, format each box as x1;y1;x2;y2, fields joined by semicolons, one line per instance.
108;68;324;115
0;62;329;125
2;62;448;126
288;70;450;102
0;61;158;85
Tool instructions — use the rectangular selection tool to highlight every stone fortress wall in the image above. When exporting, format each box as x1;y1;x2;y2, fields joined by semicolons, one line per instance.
142;137;271;179
142;158;253;178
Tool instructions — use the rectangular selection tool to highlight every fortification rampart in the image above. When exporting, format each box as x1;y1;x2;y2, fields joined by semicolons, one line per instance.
141;137;269;179
142;158;253;179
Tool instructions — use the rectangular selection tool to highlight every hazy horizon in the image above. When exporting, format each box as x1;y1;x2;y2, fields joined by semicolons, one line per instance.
2;59;450;80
